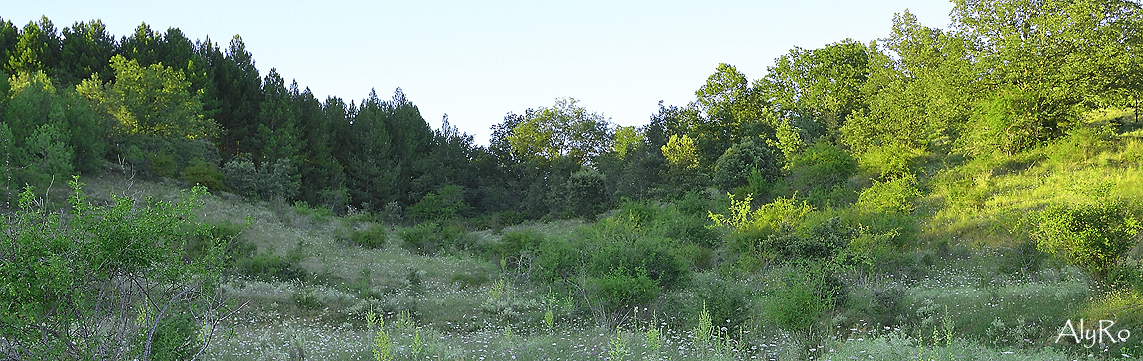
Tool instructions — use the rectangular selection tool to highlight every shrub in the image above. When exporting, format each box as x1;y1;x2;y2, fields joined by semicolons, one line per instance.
148;152;177;178
764;266;832;334
399;222;468;255
588;266;660;311
786;142;857;190
1035;199;1140;281
0;178;228;359
714;139;781;192
533;236;579;283
565;169;609;218
856;174;921;214
221;157;299;201
136;309;198;361
350;225;389;249
182;159;223;190
498;229;545;262
710;192;814;237
696;276;753;334
857;144;923;180
633;236;691;290
235;242;309;282
407;184;472;222
996;240;1048;278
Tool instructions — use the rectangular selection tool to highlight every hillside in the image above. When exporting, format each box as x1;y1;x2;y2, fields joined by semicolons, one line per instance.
4;0;1143;360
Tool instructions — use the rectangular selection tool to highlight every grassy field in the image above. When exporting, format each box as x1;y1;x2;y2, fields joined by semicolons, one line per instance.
64;114;1143;361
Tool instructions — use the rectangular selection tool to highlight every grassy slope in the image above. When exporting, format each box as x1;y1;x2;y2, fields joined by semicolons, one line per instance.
71;113;1143;360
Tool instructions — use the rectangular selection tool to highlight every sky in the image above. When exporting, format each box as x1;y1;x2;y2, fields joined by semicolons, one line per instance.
6;1;955;145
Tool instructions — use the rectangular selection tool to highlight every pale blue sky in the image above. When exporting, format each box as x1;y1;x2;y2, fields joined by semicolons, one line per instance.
8;1;954;145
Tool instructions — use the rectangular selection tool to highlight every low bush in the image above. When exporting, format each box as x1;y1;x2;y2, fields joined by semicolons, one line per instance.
399;221;470;255
856;174;921;214
695;276;754;334
407;184;473;222
587;266;660;312
857;144;923;180
221;157;300;201
234;241;309;282
1034;198;1140;281
785;142;858;207
349;225;389;249
498;229;545;264
763;266;833;335
182;159;224;191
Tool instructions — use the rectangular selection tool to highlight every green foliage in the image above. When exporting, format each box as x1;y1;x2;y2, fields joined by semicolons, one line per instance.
77;54;216;139
857;144;924;180
856;174;921;214
506;97;613;166
764;266;834;334
498;228;545;262
222;157;300;201
760;217;858;262
399;221;468;255
408;184;473;222
0;177;228;359
234;241;309;282
348;225;389;249
763;39;872;141
661;133;699;170
588;266;660;312
694;276;754;334
137;308;198;361
714;139;780;192
147;151;176;178
709;192;814;236
565;169;608;218
784;142;858;207
1034;199;1140;281
962;89;1058;156
612;125;641;159
182;158;223;190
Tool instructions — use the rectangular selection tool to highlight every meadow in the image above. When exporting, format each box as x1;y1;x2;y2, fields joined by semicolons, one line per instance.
50;112;1142;361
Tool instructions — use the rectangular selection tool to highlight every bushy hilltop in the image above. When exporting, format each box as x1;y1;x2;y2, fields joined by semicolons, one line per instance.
2;0;1143;360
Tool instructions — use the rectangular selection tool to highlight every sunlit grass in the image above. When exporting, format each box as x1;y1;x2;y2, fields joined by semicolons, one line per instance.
69;142;1143;360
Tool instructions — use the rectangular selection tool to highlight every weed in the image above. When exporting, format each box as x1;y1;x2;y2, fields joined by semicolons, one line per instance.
607;328;630;360
366;306;393;361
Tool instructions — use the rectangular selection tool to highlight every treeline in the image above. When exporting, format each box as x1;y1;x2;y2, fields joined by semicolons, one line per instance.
1;0;1141;222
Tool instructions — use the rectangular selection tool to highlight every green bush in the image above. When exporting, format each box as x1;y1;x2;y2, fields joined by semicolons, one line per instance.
696;277;753;334
1035;199;1140;281
498;229;545;262
137;309;198;361
407;184;472;222
714;139;781;193
533;236;579;283
1110;259;1143;293
566;169;609;218
0;178;225;358
235;242;309;282
350;225;389;249
785;142;857;193
764;266;832;334
399;222;469;255
856;174;921;214
857;144;923;180
182;159;223;190
633;236;691;290
664;213;720;247
222;157;299;201
588;266;660;311
148;152;176;178
996;240;1048;277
